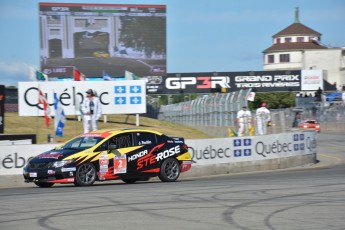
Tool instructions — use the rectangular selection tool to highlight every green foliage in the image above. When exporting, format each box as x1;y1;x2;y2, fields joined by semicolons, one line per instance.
119;17;166;57
248;92;296;109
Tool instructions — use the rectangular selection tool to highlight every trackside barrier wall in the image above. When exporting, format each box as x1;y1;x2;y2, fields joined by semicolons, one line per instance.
181;131;317;178
0;131;316;187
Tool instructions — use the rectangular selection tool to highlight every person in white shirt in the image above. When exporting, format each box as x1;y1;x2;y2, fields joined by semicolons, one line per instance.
237;106;252;137
256;102;271;135
82;89;102;133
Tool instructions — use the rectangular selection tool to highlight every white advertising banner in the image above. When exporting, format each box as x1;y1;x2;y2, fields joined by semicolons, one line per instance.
0;144;58;175
0;131;316;176
186;131;316;166
301;69;323;91
18;81;146;116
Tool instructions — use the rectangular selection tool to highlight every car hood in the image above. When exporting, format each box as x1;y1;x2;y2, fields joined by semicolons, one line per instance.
30;148;82;163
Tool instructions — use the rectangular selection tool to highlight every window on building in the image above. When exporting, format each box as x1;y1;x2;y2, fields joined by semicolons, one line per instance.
276;38;281;44
285;37;292;43
297;37;304;42
279;54;290;63
268;55;274;64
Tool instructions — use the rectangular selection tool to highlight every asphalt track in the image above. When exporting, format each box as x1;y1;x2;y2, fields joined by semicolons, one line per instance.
0;133;344;230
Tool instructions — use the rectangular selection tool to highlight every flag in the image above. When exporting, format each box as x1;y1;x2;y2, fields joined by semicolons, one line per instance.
36;70;48;81
54;93;66;137
102;71;114;81
247;92;256;101
74;69;86;81
249;125;255;136
125;70;141;80
38;89;51;127
228;127;238;137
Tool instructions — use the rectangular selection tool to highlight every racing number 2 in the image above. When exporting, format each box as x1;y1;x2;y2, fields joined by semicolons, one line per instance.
114;155;127;174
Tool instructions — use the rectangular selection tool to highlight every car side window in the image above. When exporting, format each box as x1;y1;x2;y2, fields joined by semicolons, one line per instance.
111;134;134;148
135;132;157;146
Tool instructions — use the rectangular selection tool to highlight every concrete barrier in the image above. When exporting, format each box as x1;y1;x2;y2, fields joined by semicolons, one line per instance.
0;131;317;188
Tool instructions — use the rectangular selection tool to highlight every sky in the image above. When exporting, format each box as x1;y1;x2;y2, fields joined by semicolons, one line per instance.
0;0;344;87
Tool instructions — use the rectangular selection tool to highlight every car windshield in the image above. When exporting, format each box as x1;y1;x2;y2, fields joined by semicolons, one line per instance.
56;137;104;150
305;120;318;124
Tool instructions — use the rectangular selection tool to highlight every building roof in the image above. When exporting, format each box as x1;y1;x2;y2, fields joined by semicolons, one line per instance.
273;22;321;37
263;42;328;53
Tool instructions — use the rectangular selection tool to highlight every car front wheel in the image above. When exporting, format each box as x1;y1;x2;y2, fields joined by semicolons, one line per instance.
159;158;180;182
74;163;97;186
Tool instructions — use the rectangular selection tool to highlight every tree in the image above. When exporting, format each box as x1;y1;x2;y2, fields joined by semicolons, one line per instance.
248;92;296;109
119;17;166;57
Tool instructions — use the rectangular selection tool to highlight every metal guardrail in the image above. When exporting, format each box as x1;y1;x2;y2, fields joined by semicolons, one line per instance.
158;89;345;137
158;89;251;128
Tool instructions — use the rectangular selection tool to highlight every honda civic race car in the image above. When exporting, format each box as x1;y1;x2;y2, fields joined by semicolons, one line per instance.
23;129;192;187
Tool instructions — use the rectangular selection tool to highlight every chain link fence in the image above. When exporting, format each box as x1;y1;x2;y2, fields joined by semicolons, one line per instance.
157;90;345;137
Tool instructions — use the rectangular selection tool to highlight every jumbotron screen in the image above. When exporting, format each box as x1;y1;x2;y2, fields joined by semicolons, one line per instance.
39;3;166;78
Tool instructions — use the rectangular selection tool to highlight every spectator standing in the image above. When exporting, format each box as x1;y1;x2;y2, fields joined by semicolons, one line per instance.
256;102;271;135
237;106;252;136
82;89;102;133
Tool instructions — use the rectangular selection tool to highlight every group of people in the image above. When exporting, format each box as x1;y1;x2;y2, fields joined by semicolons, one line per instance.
81;88;270;137
237;102;271;136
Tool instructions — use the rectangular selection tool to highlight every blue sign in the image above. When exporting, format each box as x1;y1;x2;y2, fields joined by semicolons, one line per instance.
114;86;126;94
114;97;126;105
234;150;241;157
130;96;142;104
130;85;142;93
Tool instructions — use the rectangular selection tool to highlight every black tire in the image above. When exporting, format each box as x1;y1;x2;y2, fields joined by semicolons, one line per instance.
122;178;138;184
34;181;54;188
74;162;97;186
158;158;180;182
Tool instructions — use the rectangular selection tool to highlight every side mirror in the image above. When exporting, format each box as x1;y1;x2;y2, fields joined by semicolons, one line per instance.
108;144;117;150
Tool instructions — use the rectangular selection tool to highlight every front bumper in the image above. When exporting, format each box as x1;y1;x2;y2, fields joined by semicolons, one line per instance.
23;167;76;183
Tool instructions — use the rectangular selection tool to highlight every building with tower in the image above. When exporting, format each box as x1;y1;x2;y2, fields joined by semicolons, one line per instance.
263;7;345;91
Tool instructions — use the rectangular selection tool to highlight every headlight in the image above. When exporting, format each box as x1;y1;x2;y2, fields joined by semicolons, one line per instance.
52;159;74;168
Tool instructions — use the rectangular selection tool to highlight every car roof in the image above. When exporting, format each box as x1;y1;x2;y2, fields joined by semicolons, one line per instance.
81;129;164;138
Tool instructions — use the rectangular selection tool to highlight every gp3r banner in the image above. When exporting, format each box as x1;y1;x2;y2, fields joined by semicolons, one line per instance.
161;70;301;94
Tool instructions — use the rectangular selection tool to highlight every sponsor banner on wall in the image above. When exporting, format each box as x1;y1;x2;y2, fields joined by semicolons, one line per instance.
18;81;146;116
159;70;301;94
0;131;316;175
0;144;58;175
186;131;316;166
301;69;323;91
0;85;4;133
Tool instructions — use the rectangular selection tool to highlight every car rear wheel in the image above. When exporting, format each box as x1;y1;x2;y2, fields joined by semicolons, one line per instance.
74;163;97;186
159;158;180;182
34;181;54;188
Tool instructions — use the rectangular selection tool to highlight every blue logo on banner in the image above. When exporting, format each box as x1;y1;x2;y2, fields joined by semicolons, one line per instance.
294;134;299;141
234;139;242;147
114;97;126;104
243;139;251;146
234;150;241;157
294;144;299;151
300;143;305;150
130;96;142;104
300;134;304;140
130;85;141;93
115;86;126;94
244;149;252;156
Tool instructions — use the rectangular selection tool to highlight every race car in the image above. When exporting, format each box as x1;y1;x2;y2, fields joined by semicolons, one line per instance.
23;129;192;187
298;119;321;132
